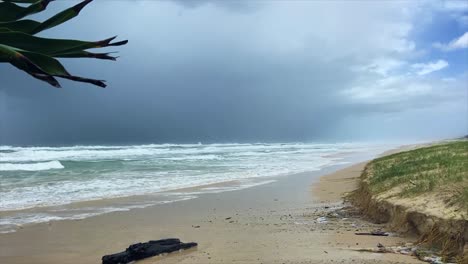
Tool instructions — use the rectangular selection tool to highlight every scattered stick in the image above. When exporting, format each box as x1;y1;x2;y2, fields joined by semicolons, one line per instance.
353;245;455;264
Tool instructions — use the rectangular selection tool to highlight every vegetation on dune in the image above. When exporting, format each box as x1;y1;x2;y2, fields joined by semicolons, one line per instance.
0;0;127;88
364;140;468;213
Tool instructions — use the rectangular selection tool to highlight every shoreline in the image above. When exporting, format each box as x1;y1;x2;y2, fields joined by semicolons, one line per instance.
0;148;422;264
0;178;278;234
0;143;390;235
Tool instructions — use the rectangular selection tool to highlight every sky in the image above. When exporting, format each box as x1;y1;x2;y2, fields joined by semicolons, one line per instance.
0;0;467;146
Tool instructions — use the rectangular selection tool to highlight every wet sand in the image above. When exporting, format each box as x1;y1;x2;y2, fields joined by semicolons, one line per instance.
0;156;422;263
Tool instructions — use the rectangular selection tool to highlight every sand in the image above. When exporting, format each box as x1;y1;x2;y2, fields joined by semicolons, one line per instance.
0;158;423;263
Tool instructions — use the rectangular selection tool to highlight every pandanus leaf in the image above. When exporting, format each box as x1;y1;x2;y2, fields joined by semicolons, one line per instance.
0;0;127;88
22;50;106;87
0;44;107;87
1;0;39;3
0;31;128;56
0;2;25;22
54;50;118;61
32;0;92;34
0;0;93;34
0;0;53;22
19;49;107;87
0;44;60;87
0;19;40;33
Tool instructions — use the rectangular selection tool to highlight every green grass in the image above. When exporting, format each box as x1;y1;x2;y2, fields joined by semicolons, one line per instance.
364;140;468;213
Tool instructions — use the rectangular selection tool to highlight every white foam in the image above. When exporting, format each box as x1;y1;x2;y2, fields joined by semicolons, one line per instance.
0;195;198;233
0;180;280;234
0;142;378;163
0;160;64;171
0;143;397;221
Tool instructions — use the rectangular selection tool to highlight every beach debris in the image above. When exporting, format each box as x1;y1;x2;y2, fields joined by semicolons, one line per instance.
420;255;455;264
355;230;389;236
102;238;197;264
316;216;328;223
192;225;200;228
225;217;232;220
326;212;340;218
353;242;387;253
353;243;455;264
354;243;402;254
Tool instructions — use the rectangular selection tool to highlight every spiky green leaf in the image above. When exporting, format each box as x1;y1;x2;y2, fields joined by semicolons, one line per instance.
0;44;107;87
0;43;60;87
54;50;118;61
17;49;107;87
2;0;39;3
0;0;53;22
0;0;92;34
0;31;128;55
0;19;40;33
0;0;127;88
31;0;93;34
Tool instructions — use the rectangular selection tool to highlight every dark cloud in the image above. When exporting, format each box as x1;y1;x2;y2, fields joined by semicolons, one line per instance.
0;0;466;146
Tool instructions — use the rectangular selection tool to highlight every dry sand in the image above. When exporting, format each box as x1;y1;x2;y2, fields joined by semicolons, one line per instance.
0;158;423;263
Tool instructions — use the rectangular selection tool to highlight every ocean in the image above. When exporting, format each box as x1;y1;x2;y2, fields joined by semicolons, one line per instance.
0;142;393;233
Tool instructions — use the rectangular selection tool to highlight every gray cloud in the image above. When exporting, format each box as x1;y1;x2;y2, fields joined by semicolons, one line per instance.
170;0;262;12
0;0;466;146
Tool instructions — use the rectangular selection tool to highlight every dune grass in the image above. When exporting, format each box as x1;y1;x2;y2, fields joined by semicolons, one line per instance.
364;140;468;213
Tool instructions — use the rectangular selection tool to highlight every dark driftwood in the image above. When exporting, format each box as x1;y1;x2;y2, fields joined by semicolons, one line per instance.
102;238;197;264
355;231;389;236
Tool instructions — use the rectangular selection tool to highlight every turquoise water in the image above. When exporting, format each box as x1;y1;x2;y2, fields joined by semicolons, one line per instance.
0;142;392;233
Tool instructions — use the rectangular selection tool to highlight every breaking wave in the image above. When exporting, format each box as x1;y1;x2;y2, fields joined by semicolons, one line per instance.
0;160;64;171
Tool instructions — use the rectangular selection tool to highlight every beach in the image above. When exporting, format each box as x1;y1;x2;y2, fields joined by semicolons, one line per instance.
1;0;466;262
0;145;423;264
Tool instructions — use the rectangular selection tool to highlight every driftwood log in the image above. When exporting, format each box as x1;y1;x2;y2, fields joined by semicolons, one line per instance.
355;230;389;236
102;238;197;264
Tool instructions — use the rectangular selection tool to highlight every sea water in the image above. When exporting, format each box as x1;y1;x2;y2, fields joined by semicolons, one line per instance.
0;142;393;233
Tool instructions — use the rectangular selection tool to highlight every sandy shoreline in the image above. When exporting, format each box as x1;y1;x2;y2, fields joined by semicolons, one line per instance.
0;151;422;264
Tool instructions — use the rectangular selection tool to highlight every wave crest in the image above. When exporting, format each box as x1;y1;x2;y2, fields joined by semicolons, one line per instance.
0;161;64;171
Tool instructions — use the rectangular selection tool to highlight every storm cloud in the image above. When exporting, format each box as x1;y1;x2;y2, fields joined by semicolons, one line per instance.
0;0;467;146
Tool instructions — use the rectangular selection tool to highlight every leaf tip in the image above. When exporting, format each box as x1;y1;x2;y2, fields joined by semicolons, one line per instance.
74;0;94;13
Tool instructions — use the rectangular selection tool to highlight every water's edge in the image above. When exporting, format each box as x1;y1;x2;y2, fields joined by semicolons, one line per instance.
0;143;396;234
